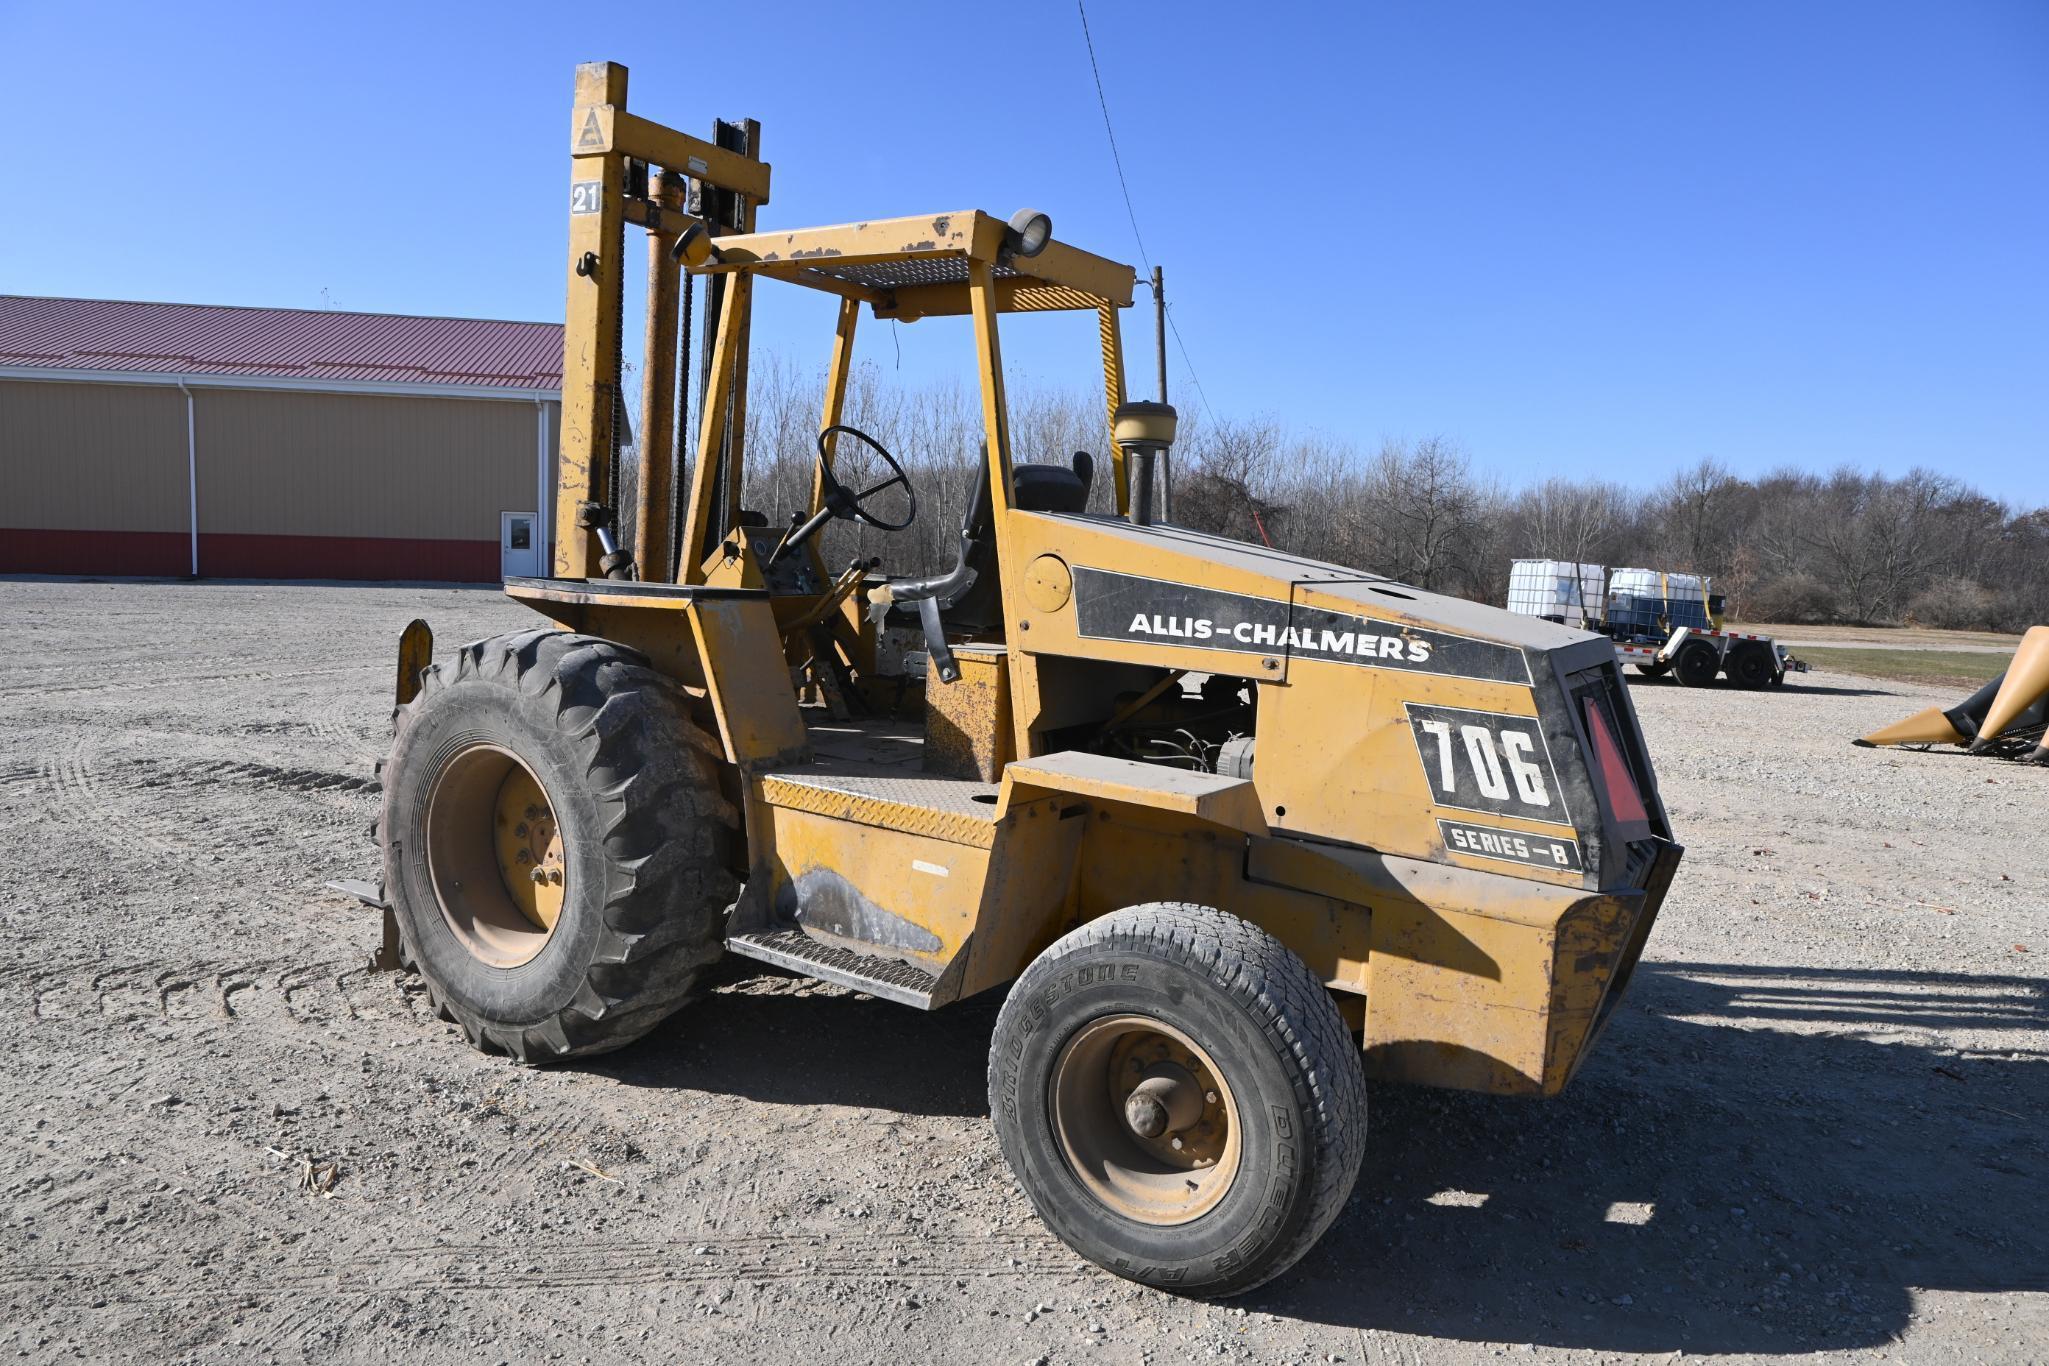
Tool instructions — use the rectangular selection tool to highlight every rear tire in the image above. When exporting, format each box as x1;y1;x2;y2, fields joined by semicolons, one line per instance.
1674;642;1721;688
380;629;737;1061
1633;661;1670;679
1728;643;1775;690
988;904;1366;1298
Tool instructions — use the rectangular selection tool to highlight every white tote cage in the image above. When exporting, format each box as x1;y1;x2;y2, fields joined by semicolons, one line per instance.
1506;560;1607;627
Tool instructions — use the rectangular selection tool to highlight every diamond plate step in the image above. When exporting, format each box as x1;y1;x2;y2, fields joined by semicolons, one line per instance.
725;928;942;1009
756;770;1000;848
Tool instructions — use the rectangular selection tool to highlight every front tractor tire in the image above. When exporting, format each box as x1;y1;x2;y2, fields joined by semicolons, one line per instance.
380;629;736;1062
988;904;1367;1298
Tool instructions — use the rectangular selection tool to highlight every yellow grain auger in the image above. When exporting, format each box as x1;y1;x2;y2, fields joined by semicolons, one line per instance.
1857;625;2049;763
370;62;1683;1296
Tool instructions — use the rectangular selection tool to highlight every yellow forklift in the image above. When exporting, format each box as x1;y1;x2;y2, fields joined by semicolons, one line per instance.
374;62;1683;1295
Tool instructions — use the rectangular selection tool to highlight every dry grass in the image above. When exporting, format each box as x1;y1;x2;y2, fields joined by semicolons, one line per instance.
1797;646;2009;690
1735;622;2024;649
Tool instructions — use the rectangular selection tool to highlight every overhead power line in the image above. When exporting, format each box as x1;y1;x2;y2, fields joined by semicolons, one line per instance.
1163;306;1215;426
1075;1;1215;424
1076;1;1150;273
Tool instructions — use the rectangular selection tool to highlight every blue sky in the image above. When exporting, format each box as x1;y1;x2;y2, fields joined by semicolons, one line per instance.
3;1;2043;504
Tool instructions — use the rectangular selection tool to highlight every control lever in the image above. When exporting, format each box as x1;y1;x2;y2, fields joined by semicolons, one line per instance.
780;556;880;638
917;596;959;684
769;509;808;564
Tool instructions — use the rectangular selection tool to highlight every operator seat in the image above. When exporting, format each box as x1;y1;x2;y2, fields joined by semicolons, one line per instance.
879;449;1092;674
924;448;1093;632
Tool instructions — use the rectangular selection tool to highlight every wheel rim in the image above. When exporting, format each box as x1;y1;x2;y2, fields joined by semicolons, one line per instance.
1050;1014;1242;1226
424;743;565;968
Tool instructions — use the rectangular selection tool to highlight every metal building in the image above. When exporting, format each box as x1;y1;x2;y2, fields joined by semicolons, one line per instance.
0;296;562;581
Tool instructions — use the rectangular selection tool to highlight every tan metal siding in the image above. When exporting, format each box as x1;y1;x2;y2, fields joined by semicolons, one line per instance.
193;389;538;540
0;379;188;532
545;399;561;536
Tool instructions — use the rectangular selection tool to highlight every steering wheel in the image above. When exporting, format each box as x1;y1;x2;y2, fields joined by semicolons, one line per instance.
772;425;918;562
816;424;917;531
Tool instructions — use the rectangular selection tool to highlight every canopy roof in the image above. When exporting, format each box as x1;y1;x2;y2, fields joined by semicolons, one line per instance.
692;210;1136;323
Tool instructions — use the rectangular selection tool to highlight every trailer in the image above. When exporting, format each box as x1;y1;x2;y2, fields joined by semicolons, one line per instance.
1507;560;1809;690
1613;623;1809;688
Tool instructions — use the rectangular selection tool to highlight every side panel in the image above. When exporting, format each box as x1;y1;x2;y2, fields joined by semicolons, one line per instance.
765;810;992;973
686;599;808;765
925;645;1014;781
743;788;1084;998
1244;836;1649;1096
954;800;1089;998
739;763;1363;1008
1256;656;1588;891
1068;807;1371;998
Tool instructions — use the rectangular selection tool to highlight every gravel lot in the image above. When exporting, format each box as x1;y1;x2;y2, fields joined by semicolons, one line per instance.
1;579;2042;1364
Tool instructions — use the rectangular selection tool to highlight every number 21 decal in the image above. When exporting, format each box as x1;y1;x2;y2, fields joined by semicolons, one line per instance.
1405;702;1572;827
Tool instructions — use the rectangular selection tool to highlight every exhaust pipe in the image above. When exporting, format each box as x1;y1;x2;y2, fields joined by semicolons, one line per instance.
1115;402;1177;528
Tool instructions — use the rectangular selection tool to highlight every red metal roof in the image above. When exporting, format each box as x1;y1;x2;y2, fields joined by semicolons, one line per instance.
0;295;562;392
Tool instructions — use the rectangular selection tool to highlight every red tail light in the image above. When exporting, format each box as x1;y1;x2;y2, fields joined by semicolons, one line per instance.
1583;698;1650;826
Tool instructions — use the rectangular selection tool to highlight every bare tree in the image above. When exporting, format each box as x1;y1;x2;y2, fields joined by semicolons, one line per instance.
1517;477;1638;566
1174;416;1287;545
635;345;2049;628
1655;458;1742;576
1349;437;1495;593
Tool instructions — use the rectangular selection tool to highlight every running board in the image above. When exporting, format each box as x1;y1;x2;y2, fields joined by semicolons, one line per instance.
725;929;941;1009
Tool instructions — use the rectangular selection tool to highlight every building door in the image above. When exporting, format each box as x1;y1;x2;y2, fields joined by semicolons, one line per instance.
501;511;539;578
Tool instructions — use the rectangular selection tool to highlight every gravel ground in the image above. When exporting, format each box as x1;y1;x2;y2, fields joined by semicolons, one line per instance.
1;579;2042;1364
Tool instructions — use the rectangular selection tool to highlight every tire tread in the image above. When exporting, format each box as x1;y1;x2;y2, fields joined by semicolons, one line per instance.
989;902;1367;1297
383;629;736;1063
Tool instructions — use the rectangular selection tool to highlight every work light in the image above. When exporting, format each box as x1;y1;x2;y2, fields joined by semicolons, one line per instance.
1005;208;1053;258
671;221;721;268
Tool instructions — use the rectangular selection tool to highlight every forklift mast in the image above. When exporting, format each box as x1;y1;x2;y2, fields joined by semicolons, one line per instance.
554;62;770;584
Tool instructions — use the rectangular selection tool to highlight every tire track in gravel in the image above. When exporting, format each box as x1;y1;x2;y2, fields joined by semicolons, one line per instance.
242;1289;389;1360
0;662;382;700
39;737;185;858
7;955;433;1027
0;1230;1082;1308
5;1147;313;1245
241;1297;341;1360
308;694;389;768
33;735;379;858
461;1108;585;1198
6;950;605;1203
